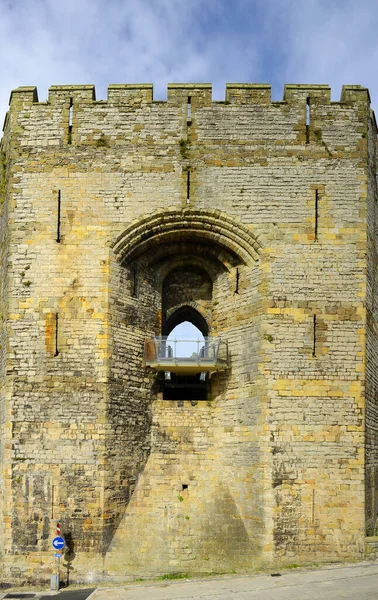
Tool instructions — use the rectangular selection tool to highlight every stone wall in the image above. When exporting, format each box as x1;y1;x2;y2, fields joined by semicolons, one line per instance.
0;82;376;583
365;108;378;536
0;101;11;562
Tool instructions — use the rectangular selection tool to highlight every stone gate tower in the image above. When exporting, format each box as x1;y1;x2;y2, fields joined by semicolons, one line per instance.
0;82;378;584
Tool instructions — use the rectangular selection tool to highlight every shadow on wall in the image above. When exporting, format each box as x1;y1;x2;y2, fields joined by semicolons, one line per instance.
62;531;75;587
102;381;155;556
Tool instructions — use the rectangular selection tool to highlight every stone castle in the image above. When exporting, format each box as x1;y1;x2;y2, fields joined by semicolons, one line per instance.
0;82;377;584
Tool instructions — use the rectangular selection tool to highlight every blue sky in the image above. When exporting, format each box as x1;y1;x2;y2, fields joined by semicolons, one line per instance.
1;0;378;121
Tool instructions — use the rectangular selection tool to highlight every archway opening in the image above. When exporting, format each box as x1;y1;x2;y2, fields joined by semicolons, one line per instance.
162;305;209;338
167;321;205;358
163;319;208;402
162;266;212;336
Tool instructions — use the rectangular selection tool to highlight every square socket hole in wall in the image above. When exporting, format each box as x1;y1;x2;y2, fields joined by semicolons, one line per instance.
182;484;189;490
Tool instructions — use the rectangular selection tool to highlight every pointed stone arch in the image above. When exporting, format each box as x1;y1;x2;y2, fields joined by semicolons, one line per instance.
111;208;262;266
162;304;209;337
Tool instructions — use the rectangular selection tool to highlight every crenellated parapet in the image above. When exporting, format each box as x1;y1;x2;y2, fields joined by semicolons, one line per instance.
226;83;271;104
2;82;375;155
107;83;153;104
48;84;96;104
8;85;39;105
5;82;372;108
283;83;331;104
167;83;212;107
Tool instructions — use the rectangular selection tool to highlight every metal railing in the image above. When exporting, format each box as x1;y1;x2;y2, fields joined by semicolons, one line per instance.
144;336;229;367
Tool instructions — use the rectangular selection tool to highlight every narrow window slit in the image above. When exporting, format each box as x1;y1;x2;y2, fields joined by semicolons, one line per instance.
306;97;311;125
54;313;59;357
57;190;61;243
51;484;54;519
132;268;137;297
187;96;192;121
69;98;73;126
186;169;191;204
306;97;311;144
314;188;319;241
235;268;239;294
312;314;317;357
68;98;73;143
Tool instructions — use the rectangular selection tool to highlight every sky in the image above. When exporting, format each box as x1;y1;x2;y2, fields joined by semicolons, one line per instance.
1;0;378;123
167;323;205;356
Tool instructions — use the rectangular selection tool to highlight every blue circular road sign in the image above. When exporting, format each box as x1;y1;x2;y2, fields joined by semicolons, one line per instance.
52;536;65;550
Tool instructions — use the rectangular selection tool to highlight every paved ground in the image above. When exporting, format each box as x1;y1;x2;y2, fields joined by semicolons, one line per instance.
2;562;378;600
88;563;378;599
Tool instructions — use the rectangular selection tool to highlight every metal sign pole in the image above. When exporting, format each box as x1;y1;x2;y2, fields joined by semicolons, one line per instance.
57;553;60;589
57;521;60;589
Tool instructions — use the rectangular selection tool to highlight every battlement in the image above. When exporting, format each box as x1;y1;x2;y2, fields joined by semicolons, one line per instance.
4;82;375;153
7;82;372;107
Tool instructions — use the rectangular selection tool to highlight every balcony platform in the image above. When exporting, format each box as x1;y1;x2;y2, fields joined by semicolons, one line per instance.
144;337;229;375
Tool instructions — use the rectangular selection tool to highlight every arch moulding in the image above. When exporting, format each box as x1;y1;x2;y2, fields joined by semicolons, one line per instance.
111;208;263;266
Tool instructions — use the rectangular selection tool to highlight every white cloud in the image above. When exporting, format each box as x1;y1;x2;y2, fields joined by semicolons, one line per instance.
0;0;263;119
266;0;378;101
0;0;378;123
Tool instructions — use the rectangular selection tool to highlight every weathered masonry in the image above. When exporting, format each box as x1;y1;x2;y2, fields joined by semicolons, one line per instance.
0;82;377;584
